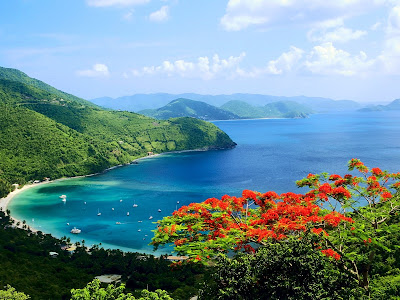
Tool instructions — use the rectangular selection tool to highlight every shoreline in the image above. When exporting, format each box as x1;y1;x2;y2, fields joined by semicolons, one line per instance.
0;145;235;233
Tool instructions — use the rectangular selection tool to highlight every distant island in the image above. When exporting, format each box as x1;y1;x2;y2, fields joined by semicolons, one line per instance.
91;93;362;117
358;99;400;112
137;98;313;120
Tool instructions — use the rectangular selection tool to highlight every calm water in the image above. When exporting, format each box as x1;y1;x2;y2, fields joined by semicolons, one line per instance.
9;111;400;254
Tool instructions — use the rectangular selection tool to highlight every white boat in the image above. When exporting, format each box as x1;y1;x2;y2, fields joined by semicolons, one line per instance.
70;227;81;234
112;208;114;211
138;229;141;232
127;212;130;216
62;198;67;202
116;222;121;225
149;216;153;220
158;209;162;212
138;220;142;223
59;195;67;199
97;209;101;216
120;199;123;202
133;203;138;208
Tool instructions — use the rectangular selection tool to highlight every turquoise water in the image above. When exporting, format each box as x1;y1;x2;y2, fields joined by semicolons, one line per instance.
9;111;400;254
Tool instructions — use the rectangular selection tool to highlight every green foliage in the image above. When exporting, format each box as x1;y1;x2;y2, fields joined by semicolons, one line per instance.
0;210;202;300
0;72;235;197
0;66;96;107
199;237;361;300
71;279;173;300
0;285;30;300
139;98;239;120
220;100;313;118
71;279;132;299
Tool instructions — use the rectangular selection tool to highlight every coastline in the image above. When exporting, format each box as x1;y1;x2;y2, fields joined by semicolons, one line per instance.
0;145;235;233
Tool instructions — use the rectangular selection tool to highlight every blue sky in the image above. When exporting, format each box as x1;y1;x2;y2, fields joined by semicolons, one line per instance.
1;0;400;103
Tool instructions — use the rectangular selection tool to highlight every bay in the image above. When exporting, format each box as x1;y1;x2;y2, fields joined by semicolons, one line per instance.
9;111;400;254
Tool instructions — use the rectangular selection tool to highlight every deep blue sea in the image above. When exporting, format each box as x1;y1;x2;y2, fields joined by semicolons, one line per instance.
9;111;400;254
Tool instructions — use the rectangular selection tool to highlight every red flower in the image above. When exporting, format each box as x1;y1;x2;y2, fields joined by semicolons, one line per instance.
321;248;341;260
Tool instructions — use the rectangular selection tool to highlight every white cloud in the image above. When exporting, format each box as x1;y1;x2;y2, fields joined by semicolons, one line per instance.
132;53;246;79
267;46;304;74
220;0;385;31
149;6;169;22
86;0;149;7
375;6;400;75
308;26;367;43
76;64;110;77
304;42;374;76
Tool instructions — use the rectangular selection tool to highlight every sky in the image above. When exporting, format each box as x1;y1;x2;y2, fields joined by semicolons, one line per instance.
1;0;400;103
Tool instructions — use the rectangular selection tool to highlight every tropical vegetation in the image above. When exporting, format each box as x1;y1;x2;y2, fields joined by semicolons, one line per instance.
153;159;400;299
0;67;235;198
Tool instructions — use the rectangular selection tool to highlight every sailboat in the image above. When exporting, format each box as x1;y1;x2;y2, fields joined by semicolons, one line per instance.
149;216;153;220
127;212;130;216
70;227;81;234
97;209;101;216
133;200;138;208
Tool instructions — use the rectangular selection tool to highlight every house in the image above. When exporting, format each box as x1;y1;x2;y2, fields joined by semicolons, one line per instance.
147;151;154;156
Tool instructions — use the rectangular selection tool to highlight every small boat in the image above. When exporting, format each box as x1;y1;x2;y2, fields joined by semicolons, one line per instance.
116;222;121;225
84;202;87;205
120;199;123;202
59;195;67;199
149;216;153;220
97;209;101;216
133;203;138;208
158;209;162;212
127;212;130;216
70;227;81;234
138;229;141;232
112;208;114;211
62;198;67;202
67;222;70;226
138;220;142;223
177;201;180;204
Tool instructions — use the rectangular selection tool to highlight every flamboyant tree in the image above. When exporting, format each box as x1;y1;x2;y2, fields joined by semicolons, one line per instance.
152;159;400;294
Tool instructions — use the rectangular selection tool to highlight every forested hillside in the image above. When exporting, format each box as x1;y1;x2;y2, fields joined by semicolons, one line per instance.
139;98;239;120
0;69;235;198
220;100;313;118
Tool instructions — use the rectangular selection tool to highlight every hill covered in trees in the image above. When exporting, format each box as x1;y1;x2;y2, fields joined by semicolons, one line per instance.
0;67;235;197
139;98;240;120
220;100;313;119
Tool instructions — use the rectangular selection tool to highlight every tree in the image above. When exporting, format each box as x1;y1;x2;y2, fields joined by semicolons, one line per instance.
152;159;400;297
0;285;30;300
71;279;173;300
199;237;360;300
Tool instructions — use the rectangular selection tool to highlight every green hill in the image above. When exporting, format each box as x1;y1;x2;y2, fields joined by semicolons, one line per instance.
221;100;313;118
0;66;96;107
138;98;240;120
359;99;400;112
0;72;235;197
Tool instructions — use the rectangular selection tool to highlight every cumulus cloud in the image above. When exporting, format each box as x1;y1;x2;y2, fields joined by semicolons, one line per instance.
76;64;110;77
132;53;246;79
376;5;400;75
304;42;374;76
86;0;149;7
149;6;169;22
220;0;384;31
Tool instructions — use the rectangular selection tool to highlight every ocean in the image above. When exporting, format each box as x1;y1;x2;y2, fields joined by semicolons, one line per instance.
9;111;400;254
